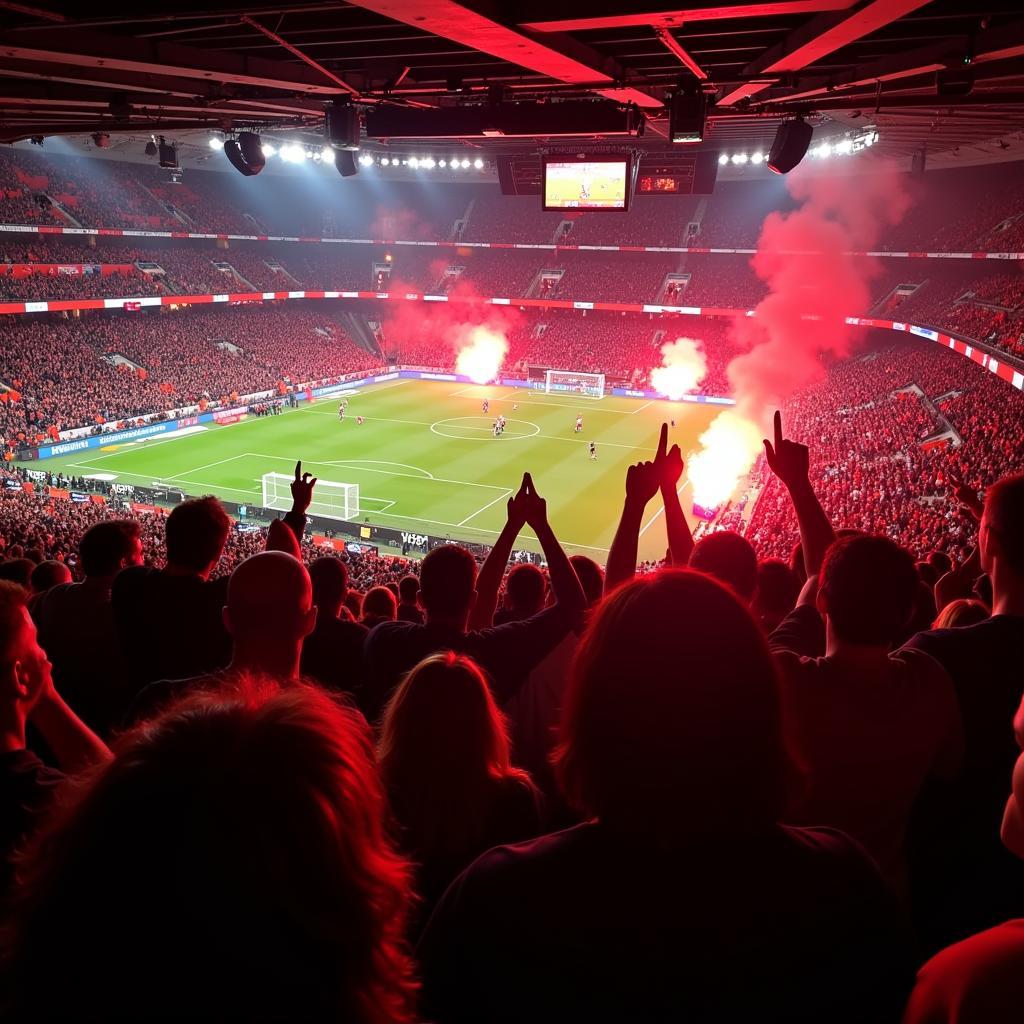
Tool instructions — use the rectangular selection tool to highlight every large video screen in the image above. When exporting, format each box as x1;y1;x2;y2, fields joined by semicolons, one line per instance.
542;155;631;212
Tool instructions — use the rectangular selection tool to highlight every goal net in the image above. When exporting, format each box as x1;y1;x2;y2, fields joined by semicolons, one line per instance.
544;369;605;400
260;473;360;522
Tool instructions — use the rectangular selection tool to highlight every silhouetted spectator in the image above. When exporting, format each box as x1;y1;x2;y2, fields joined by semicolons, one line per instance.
396;575;423;624
494;564;546;625
419;571;913;1023
1;678;416;1021
36;520;143;736
301;556;367;698
362;586;398;630
380;652;541;933
690;530;759;604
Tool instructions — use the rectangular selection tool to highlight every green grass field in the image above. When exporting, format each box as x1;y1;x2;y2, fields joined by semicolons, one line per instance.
26;379;721;562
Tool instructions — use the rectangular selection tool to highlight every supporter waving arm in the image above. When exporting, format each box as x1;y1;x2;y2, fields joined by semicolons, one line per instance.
658;426;694;566
266;460;316;558
763;410;835;577
606;444;662;592
521;473;586;621
469;476;530;630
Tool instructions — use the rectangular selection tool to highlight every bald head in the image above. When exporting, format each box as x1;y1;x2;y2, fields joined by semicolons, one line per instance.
224;553;316;676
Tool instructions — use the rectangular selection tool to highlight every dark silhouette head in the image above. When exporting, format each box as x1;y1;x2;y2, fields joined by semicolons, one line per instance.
933;598;990;629
309;556;349;618
690;531;758;603
556;569;788;837
362;586;397;624
569;555;604;608
817;534;918;647
79;520;143;579
753;558;800;632
502;564;546;620
418;545;477;625
4;677;416;1022
29;560;71;595
165;496;231;577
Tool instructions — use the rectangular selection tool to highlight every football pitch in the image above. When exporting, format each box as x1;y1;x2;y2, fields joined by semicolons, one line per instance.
28;379;723;563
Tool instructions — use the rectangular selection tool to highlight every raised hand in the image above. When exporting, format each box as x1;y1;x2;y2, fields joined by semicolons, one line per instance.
763;410;809;490
625;457;661;507
508;472;548;530
945;468;982;520
658;422;684;492
290;460;318;514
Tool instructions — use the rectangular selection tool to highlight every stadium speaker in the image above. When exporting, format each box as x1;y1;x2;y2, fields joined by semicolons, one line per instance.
668;89;707;143
157;138;178;169
767;118;813;174
335;150;359;177
224;132;266;177
326;103;361;151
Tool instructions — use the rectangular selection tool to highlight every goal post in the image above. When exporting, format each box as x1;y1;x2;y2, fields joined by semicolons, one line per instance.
260;472;360;522
544;369;605;400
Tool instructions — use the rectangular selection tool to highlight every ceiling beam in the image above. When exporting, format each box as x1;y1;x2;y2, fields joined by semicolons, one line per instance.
520;0;853;33
0;27;355;97
654;27;708;80
341;0;664;107
750;17;1024;105
717;0;932;105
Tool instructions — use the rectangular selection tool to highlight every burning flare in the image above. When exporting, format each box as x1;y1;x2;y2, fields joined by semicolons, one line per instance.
650;337;707;401
687;410;762;510
454;325;508;384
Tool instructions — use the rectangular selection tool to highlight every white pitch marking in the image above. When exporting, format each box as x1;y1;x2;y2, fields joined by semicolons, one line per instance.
455;488;513;528
639;479;692;538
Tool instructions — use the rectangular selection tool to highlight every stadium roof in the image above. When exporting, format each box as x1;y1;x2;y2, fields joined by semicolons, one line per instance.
2;0;1024;163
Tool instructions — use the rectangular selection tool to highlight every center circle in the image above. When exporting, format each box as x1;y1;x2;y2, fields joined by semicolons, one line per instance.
429;416;541;441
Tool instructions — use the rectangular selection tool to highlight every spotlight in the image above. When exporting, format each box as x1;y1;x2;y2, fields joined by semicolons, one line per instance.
92;132;111;149
223;131;265;176
209;137;223;150
304;149;314;160
718;153;729;165
731;153;748;164
359;153;374;166
408;156;419;168
322;146;335;163
439;159;447;168
422;156;435;168
144;139;158;157
261;143;277;157
835;138;853;155
460;158;471;169
381;157;391;166
751;151;764;165
815;142;832;158
473;158;484;169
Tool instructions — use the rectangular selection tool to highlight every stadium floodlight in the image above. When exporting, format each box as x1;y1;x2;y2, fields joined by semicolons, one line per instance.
408;156;419;168
209;137;223;150
815;142;832;158
439;158;447;167
731;153;748;165
718;153;729;165
359;153;374;166
422;156;435;168
261;142;277;157
751;151;764;165
835;138;853;155
474;158;484;169
381;156;391;166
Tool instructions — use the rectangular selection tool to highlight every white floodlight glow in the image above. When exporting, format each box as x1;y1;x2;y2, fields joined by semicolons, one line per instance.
816;142;832;158
460;158;471;168
473;157;484;169
209;137;223;150
731;152;747;164
408;156;419;168
439;158;447;167
719;153;729;165
836;138;853;155
751;151;764;164
261;143;277;157
422;156;435;169
358;152;373;166
322;146;335;162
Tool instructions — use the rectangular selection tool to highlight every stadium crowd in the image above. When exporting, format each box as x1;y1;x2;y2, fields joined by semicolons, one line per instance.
1;403;1024;1020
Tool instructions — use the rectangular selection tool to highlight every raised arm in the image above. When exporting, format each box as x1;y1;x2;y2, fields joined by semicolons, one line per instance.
468;476;529;630
519;473;586;619
763;410;835;577
658;425;693;566
31;683;111;773
605;445;662;592
267;460;317;557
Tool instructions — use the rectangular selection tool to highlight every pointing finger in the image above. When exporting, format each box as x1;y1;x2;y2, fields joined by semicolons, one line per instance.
774;410;783;451
657;422;668;460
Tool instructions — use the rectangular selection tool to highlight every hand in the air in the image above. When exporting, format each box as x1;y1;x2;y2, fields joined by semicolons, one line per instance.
290;460;318;514
763;410;809;490
508;472;548;530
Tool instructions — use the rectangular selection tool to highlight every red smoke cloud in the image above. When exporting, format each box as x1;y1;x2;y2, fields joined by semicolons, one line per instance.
690;162;911;507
